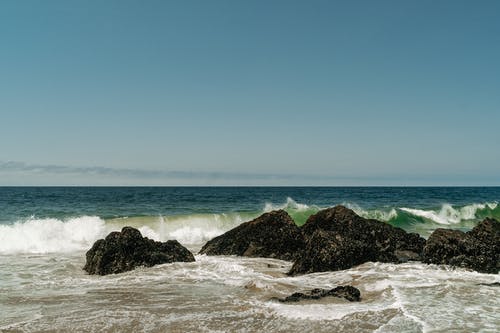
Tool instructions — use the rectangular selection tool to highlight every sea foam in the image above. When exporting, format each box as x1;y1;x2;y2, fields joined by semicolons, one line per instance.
0;213;248;254
0;216;107;254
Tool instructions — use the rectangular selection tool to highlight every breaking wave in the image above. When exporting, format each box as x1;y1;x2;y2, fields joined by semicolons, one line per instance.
0;213;251;254
400;202;498;225
0;216;107;254
0;198;498;254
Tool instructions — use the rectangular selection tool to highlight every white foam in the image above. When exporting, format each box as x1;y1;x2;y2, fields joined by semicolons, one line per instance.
158;214;246;245
0;216;107;254
400;207;452;225
137;226;160;240
391;286;430;332
0;212;250;255
487;202;498;210
266;298;398;321
400;202;497;224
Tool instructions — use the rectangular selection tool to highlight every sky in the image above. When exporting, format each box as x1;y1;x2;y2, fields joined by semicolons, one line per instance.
1;0;499;185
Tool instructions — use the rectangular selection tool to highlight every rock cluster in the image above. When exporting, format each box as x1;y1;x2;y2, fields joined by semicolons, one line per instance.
199;205;498;275
84;207;499;277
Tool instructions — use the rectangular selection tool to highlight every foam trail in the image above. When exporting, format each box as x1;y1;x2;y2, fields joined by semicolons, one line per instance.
0;216;107;254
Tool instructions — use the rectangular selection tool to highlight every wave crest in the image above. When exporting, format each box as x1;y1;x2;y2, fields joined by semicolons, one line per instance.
344;203;398;222
264;197;314;212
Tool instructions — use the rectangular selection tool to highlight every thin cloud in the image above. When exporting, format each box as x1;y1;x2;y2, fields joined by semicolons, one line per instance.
1;161;491;186
0;160;331;181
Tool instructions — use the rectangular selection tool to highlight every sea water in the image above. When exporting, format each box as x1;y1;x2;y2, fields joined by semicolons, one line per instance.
0;187;499;332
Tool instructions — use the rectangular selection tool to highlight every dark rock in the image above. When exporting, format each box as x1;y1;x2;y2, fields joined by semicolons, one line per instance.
289;205;425;275
199;210;304;261
274;286;361;303
84;227;195;275
423;218;500;274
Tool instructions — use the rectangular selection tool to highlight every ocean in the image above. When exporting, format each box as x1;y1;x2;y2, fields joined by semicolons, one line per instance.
0;187;499;332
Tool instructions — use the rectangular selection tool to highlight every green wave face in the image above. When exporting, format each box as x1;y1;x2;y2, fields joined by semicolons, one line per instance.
279;200;500;237
344;202;499;237
391;203;500;236
164;201;498;239
102;201;498;243
284;208;321;226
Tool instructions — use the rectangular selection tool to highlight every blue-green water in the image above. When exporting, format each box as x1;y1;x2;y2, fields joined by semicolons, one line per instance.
1;187;499;332
1;187;499;221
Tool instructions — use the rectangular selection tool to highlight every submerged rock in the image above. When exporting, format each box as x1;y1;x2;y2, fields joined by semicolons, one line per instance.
289;205;425;275
84;227;195;275
423;218;500;274
199;210;304;261
478;282;500;287
274;286;361;303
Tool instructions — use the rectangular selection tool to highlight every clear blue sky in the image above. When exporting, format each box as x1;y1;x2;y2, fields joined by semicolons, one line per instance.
1;0;499;185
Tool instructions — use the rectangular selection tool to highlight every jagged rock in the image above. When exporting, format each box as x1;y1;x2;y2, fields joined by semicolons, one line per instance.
84;227;195;275
423;218;500;274
273;286;361;303
199;210;304;261
289;205;425;275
